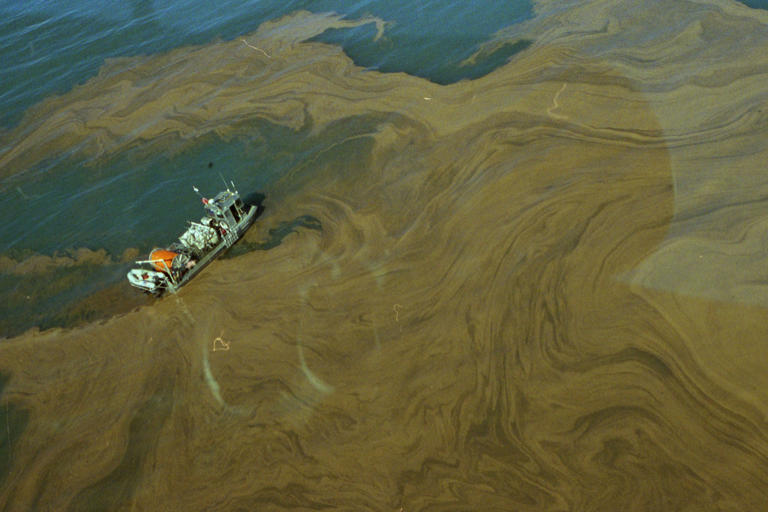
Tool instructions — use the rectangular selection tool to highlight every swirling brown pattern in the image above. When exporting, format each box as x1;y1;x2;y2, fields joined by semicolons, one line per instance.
2;2;768;510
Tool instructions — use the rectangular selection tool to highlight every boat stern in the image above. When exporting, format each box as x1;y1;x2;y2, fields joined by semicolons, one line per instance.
127;268;169;294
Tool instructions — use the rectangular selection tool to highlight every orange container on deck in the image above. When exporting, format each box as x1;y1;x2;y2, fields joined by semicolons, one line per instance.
149;249;178;272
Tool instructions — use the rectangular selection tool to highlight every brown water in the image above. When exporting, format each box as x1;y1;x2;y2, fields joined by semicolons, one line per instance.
2;2;768;510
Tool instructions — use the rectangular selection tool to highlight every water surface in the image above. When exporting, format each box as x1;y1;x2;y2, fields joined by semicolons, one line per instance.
2;0;768;510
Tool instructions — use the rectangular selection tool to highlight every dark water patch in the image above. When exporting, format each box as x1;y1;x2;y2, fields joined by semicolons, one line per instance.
37;282;153;334
313;27;533;84
242;191;267;210
309;0;533;84
225;215;322;258
739;0;768;9
0;256;148;339
0;372;30;491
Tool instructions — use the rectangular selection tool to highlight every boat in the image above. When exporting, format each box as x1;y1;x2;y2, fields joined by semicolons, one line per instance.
126;183;259;295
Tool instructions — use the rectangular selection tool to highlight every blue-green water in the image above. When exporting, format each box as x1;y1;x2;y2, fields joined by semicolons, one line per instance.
0;0;532;250
0;0;532;130
743;0;768;8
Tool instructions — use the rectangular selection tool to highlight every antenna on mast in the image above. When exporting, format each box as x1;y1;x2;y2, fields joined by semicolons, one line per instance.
218;173;230;192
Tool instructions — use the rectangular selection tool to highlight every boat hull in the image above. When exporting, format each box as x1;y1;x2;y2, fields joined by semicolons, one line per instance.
164;203;258;294
126;189;259;296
